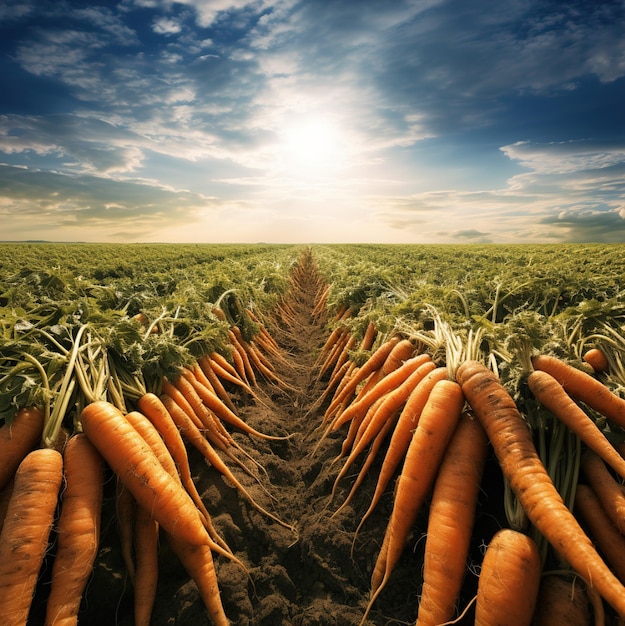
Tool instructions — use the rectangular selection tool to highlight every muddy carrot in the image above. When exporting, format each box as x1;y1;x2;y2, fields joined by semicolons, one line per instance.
45;435;104;626
0;448;63;625
457;359;625;619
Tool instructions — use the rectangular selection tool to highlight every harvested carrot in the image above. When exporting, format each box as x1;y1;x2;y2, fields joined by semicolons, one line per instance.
0;448;63;625
581;451;625;534
379;338;415;378
330;353;432;432
179;367;290;441
532;353;625;428
474;528;541;626
354;366;448;539
325;336;402;419
362;379;464;623
583;347;610;373
160;394;297;535
116;478;136;581
457;359;625;619
416;411;488;626
80;401;208;546
165;531;230;626
45;434;104;626
330;360;437;496
532;574;592;626
0;406;45;490
574;484;625;583
528;369;625;480
133;505;160;626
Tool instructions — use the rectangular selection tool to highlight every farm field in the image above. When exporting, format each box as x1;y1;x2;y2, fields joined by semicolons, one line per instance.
2;242;625;625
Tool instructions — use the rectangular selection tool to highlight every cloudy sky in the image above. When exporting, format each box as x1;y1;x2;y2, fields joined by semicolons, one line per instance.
1;0;624;244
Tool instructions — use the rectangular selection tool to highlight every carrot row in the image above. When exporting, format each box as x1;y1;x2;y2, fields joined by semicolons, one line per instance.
309;331;625;624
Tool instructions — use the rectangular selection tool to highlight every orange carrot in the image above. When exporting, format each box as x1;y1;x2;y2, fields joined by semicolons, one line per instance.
325;336;402;418
136;394;236;557
330;353;432;432
330;413;397;519
362;379;465;623
574;483;625;583
133;505;160;626
0;477;14;534
0;448;63;625
197;356;238;413
457;359;625;619
379;338;415;378
45;435;104;626
0;406;45;490
330;360;437;496
179;368;290;441
80;401;207;546
474;528;541;626
581;451;625;534
532;574;592;626
528;369;625;480
228;329;256;386
416;411;488;626
165;532;230;625
354;367;448;538
532;353;625;428
116;478;136;581
583;347;609;373
160;394;297;535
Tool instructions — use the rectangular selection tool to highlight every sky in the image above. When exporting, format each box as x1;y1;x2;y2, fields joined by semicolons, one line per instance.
0;0;624;244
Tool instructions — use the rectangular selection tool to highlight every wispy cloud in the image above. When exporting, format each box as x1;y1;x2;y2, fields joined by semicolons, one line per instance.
0;0;623;242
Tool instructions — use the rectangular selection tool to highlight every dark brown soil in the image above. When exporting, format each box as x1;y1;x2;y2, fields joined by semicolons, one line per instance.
29;253;503;625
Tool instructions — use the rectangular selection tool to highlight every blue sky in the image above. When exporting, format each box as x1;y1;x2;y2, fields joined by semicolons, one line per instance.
0;0;624;244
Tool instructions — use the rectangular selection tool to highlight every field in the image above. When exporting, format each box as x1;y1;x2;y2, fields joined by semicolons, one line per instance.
2;242;625;625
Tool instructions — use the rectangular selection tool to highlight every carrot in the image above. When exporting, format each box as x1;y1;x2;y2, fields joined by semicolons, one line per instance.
574;483;625;583
362;379;464;623
532;574;592;626
532;353;625;428
0;477;14;534
527;369;625;480
133;505;160;626
80;400;208;546
325;336;402;419
330;360;437;496
354;366;449;539
0;406;45;490
160;394;297;535
228;329;256;386
415;411;488;626
136;393;237;557
330;353;432;433
583;347;610;373
474;528;541;626
45;434;104;626
457;359;625;619
116;478;136;581
164;531;230;625
379;338;415;378
161;378;205;431
581;451;625;534
0;448;63;625
197;356;238;413
330;413;397;519
179;367;290;441
124;410;179;479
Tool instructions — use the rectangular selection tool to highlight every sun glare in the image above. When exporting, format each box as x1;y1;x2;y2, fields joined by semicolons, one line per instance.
276;115;349;176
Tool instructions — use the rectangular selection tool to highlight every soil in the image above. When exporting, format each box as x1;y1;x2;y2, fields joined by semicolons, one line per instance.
28;252;504;625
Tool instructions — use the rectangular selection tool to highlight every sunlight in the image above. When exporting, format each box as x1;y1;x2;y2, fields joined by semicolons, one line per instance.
275;115;349;176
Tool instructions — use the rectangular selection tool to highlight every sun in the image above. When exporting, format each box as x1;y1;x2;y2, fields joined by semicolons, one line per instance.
276;115;349;176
